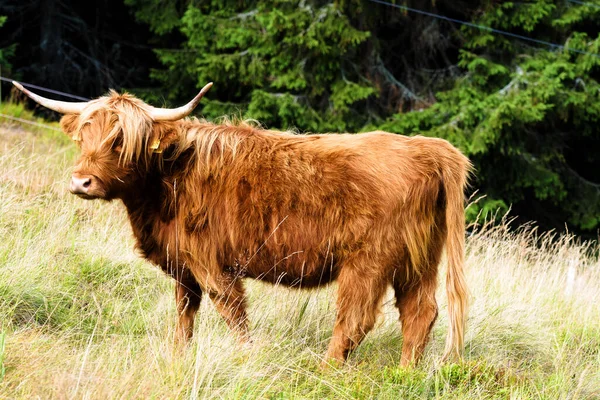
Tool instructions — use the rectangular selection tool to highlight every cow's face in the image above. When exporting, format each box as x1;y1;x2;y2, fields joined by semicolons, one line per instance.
12;81;212;200
61;111;141;200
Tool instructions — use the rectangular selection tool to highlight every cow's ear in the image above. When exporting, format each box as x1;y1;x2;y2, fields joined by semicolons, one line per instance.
149;123;179;154
60;114;81;141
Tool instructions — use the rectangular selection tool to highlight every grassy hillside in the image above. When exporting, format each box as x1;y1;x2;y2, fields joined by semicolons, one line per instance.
0;105;599;399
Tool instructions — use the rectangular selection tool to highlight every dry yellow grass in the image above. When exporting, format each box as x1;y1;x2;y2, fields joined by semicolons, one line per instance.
0;107;599;398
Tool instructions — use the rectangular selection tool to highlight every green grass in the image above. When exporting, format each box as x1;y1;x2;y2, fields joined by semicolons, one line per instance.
0;105;599;399
0;330;5;383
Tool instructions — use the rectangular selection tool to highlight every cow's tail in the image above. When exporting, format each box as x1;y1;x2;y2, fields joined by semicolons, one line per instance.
441;153;471;362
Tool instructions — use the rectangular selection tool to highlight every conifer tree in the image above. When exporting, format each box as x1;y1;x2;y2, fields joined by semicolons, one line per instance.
0;16;14;72
127;0;600;234
380;1;600;233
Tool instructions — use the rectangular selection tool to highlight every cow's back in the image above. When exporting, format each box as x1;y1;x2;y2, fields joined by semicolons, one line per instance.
178;129;460;287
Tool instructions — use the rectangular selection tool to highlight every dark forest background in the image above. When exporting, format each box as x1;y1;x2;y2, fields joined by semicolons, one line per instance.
1;0;599;238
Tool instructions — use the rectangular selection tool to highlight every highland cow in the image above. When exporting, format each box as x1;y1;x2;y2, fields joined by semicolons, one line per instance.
14;81;471;366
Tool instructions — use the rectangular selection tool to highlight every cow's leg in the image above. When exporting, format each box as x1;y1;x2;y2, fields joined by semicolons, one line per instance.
209;278;250;342
394;221;445;366
393;205;447;367
394;272;438;367
175;269;203;344
324;266;387;364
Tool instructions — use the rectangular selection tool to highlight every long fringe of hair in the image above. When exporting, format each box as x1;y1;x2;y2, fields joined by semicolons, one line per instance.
72;91;290;173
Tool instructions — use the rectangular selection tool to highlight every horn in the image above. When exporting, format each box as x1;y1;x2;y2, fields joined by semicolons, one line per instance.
148;82;213;121
12;81;88;114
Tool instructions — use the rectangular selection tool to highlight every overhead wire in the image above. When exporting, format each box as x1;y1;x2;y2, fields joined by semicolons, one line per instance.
0;0;599;119
0;76;90;101
0;113;63;132
565;0;600;9
0;78;76;132
367;0;600;59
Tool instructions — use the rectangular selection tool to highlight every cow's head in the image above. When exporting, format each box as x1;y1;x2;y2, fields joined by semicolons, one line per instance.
13;81;212;200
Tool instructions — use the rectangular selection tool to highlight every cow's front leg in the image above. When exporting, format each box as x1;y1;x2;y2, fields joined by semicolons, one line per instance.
174;269;203;345
208;277;250;343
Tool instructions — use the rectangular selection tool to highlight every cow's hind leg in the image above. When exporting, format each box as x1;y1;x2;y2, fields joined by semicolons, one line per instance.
394;271;438;367
175;269;203;344
394;221;445;366
392;197;447;366
209;278;250;343
324;263;388;365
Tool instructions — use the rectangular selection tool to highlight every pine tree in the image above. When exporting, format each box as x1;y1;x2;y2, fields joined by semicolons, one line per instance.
0;16;15;72
125;0;475;131
127;0;600;235
380;1;600;233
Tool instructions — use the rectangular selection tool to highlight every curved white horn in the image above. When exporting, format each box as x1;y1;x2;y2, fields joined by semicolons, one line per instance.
12;81;88;114
149;82;213;121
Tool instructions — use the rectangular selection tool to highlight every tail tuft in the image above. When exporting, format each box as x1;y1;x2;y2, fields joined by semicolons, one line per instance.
441;154;471;362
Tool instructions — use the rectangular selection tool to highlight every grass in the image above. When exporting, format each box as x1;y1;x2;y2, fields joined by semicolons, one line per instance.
0;104;599;399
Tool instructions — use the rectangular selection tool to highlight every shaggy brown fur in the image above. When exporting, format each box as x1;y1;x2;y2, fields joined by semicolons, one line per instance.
59;91;472;366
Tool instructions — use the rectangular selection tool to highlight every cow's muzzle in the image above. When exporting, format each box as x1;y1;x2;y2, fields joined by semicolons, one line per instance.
70;175;93;196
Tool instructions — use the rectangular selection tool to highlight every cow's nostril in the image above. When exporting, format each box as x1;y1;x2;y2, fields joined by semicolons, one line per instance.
70;175;94;195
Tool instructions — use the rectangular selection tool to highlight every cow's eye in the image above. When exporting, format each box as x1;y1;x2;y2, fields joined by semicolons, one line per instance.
112;137;123;153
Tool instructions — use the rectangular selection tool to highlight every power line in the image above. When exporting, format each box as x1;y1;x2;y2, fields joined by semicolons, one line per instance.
0;113;63;132
566;0;600;9
0;77;90;101
1;0;598;109
367;0;600;59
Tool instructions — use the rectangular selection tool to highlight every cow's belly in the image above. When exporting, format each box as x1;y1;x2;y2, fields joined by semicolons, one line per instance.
237;249;340;288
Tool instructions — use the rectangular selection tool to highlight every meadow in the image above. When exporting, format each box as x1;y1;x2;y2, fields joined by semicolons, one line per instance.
0;103;598;399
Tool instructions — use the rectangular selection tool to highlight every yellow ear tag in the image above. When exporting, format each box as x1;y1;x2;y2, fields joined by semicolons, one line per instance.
72;131;82;141
150;138;162;153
